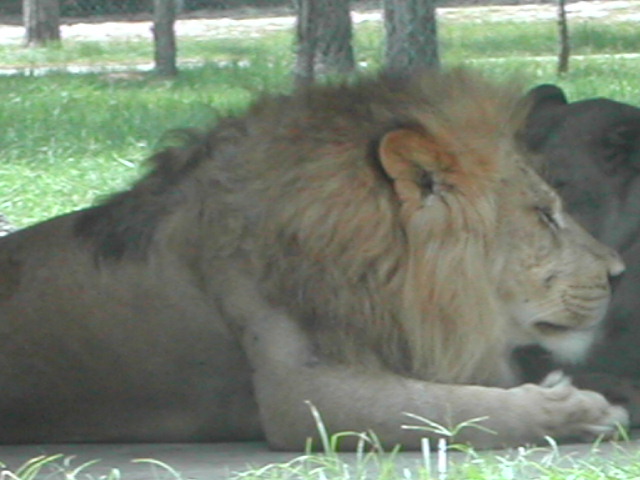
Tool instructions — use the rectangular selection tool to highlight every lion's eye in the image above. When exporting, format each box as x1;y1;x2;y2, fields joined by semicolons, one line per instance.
537;206;560;230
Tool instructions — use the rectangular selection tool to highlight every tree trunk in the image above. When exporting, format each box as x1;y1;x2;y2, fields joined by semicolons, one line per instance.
294;0;355;87
384;0;439;73
153;0;178;77
294;0;316;87
315;0;355;76
557;0;570;75
23;0;60;47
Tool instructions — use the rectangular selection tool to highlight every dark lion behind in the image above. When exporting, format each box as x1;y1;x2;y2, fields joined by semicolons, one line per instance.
519;84;640;416
0;70;628;449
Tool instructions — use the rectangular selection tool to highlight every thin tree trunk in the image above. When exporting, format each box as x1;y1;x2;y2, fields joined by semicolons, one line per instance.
153;0;178;77
384;0;439;73
315;0;355;76
23;0;60;47
294;0;355;87
294;0;316;87
557;0;570;75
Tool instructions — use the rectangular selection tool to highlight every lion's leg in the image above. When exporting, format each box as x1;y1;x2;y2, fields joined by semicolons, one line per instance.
241;312;628;451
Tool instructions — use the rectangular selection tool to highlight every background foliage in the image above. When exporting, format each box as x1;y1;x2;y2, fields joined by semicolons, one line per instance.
0;2;639;227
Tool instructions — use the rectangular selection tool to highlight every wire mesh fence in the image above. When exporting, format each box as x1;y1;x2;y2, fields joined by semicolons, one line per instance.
0;0;289;17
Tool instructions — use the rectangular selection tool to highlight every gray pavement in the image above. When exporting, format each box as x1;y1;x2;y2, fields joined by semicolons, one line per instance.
1;439;640;480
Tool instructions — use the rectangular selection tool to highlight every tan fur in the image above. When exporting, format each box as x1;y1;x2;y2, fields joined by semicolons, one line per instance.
241;74;518;382
0;70;629;449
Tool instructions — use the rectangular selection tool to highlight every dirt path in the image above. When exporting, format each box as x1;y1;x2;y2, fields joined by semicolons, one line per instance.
1;0;639;46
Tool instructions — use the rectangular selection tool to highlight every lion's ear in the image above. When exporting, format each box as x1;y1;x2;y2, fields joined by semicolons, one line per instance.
520;84;568;152
379;129;450;205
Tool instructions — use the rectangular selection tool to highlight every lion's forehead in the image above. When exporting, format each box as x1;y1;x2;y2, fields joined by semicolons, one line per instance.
504;161;563;209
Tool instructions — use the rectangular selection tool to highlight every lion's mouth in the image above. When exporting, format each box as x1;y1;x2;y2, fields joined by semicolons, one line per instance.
534;321;573;335
538;325;599;365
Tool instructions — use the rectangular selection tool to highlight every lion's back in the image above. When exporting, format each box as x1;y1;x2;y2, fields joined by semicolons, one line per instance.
0;210;262;443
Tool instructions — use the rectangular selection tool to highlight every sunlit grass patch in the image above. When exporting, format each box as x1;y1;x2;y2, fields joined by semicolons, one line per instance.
0;61;292;225
0;7;638;227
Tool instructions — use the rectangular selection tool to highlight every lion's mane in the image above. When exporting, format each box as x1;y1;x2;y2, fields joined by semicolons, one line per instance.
75;71;526;386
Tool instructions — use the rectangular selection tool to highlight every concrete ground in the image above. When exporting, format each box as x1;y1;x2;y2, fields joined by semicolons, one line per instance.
0;438;639;480
0;442;299;480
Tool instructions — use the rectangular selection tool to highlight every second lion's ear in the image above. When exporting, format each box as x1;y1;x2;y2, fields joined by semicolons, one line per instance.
520;84;568;151
379;129;450;207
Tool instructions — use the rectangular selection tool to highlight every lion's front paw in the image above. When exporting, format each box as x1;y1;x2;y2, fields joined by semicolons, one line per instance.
572;372;640;427
513;371;629;443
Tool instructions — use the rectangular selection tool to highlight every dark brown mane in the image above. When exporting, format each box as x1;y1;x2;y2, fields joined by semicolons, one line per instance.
74;144;204;260
72;71;520;270
73;121;245;260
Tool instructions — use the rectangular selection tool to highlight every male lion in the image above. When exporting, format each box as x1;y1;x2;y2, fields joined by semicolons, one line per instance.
521;85;640;408
0;71;628;449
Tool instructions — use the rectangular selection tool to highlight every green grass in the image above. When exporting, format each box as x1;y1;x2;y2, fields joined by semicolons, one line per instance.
442;20;640;59
4;438;640;480
0;32;294;70
0;7;639;229
229;444;640;480
0;61;290;225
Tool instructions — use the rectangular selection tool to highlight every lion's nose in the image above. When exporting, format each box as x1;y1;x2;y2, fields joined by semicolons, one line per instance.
607;251;625;278
606;250;625;293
